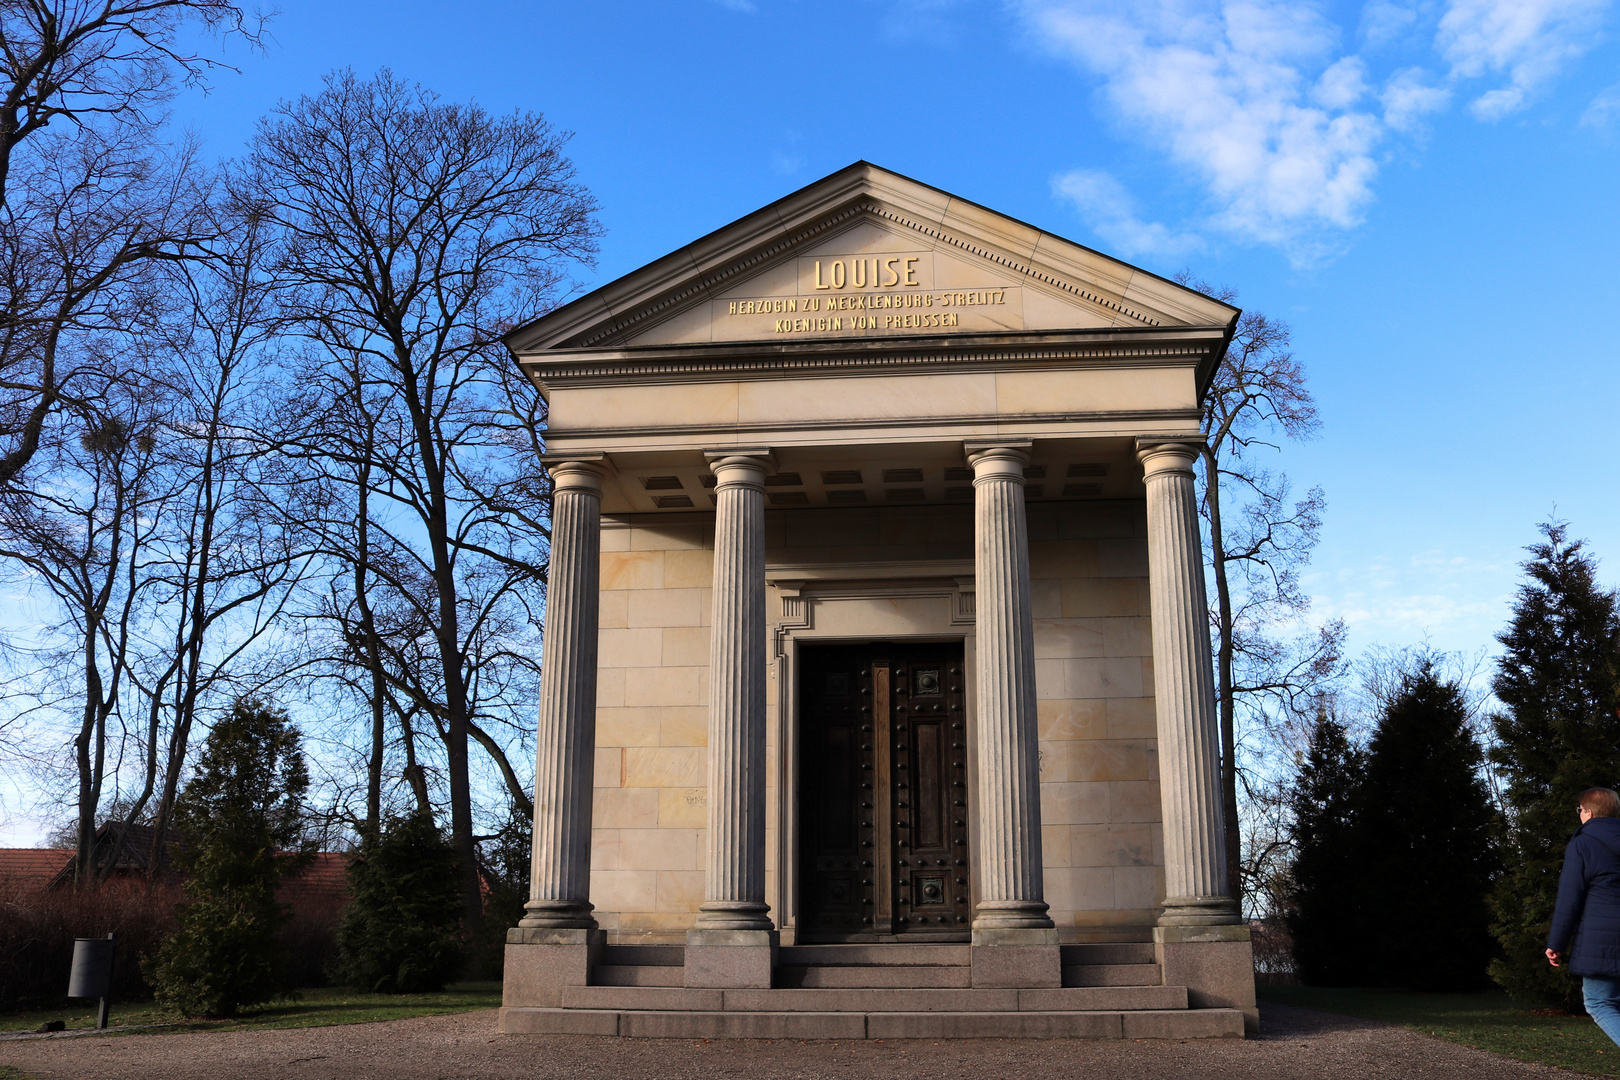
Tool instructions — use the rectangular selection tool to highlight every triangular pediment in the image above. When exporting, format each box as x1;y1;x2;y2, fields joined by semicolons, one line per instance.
505;163;1237;353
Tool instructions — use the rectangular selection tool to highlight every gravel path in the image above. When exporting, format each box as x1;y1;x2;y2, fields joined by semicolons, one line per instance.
0;1004;1573;1080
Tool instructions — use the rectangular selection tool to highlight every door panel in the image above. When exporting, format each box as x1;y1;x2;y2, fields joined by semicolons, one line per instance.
798;642;969;941
798;649;869;934
891;651;971;934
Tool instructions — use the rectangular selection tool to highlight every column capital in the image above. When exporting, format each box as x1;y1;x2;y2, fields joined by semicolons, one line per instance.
703;448;775;490
965;440;1031;482
542;453;609;494
1135;437;1205;479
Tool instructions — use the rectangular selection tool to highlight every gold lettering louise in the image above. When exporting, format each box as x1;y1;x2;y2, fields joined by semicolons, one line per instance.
813;257;920;290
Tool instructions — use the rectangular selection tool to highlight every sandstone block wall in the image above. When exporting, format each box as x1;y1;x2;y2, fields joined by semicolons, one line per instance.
587;502;1161;943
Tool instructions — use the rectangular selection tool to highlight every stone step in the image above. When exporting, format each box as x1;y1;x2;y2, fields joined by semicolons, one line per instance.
601;944;684;967
777;944;971;967
1061;964;1162;987
775;964;972;989
1060;943;1156;966
561;984;1188;1013
594;965;685;987
502;1006;1244;1040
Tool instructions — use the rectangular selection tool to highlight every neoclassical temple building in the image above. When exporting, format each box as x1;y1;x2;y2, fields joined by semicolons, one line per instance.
500;163;1255;1039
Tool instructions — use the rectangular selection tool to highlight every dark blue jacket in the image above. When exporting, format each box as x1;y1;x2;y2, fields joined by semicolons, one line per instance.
1548;816;1620;977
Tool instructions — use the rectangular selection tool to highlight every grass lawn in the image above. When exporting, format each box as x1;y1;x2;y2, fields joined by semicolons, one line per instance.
0;981;501;1036
1261;985;1620;1077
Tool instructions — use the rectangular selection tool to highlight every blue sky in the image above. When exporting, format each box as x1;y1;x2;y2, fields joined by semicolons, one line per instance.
174;0;1618;669
4;1;1616;843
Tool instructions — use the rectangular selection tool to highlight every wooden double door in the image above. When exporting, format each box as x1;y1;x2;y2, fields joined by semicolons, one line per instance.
797;642;971;941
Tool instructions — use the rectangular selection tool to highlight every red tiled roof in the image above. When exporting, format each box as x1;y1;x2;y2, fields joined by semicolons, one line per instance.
0;849;73;888
277;852;352;918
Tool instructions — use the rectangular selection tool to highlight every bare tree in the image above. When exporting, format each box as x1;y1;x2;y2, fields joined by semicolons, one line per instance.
1178;274;1347;909
0;120;212;488
0;1;265;202
131;203;308;877
0;1;268;487
0;194;306;882
243;69;600;927
0;372;168;879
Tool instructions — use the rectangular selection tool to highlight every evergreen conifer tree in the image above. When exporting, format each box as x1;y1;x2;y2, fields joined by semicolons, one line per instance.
148;698;310;1018
332;810;466;992
1489;523;1620;1007
1286;706;1370;985
1359;661;1497;990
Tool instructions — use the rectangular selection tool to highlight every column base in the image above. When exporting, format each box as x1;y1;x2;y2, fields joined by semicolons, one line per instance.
694;900;774;932
518;899;597;930
1154;924;1258;1035
684;929;777;988
502;927;604;1008
970;926;1060;988
1158;894;1242;926
971;898;1055;931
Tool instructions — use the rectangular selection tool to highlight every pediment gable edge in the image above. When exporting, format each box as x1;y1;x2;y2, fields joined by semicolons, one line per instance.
884;203;1165;330
507;163;1238;355
575;201;1167;350
576;198;878;348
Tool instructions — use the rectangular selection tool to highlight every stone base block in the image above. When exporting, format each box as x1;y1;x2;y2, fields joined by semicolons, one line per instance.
1154;924;1258;1035
499;1007;1246;1040
500;1007;620;1035
621;1010;868;1039
684;928;777;988
971;927;1060;988
502;928;604;1008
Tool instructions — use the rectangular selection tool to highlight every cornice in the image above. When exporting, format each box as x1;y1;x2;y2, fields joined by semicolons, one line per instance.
546;406;1201;442
522;326;1227;389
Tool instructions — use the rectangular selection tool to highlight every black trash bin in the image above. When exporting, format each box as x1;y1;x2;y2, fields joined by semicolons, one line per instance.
67;934;116;1029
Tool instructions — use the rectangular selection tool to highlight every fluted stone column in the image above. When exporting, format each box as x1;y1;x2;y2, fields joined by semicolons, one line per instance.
967;442;1053;933
521;458;606;930
964;441;1058;989
1137;439;1240;927
504;456;606;1013
687;449;776;988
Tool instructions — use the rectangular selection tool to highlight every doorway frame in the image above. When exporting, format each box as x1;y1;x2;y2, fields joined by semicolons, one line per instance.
766;561;980;945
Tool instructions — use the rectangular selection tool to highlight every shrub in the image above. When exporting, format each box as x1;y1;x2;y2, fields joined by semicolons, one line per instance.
0;875;180;1010
331;811;464;993
146;697;311;1018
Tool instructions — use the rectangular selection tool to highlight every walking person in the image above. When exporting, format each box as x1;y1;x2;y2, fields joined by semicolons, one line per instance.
1547;787;1620;1047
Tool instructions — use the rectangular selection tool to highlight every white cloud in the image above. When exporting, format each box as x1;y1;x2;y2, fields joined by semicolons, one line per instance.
883;0;968;41
1051;169;1204;258
1306;548;1516;657
1015;1;1385;262
1437;0;1611;118
1581;81;1620;126
1381;67;1453;132
1315;56;1371;109
1361;1;1422;46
